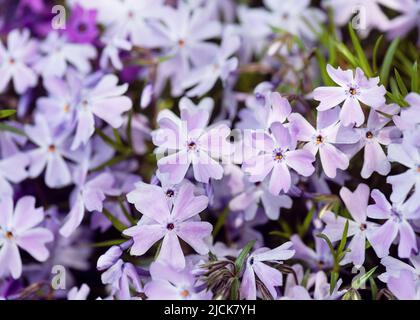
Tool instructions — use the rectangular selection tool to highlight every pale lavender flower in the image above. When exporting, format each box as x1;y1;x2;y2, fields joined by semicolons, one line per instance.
242;122;315;194
145;261;212;300
101;259;142;300
99;35;132;71
288;107;356;178
153;97;231;184
344;104;401;179
264;0;326;40
71;74;132;150
34;32;96;78
314;65;386;126
367;189;419;258
24;115;78;188
383;0;420;45
387;270;420;300
0;152;28;197
393;93;420;131
290;232;334;270
322;0;391;35
321;184;379;267
149;3;222;96
0;29;38;94
182;33;240;97
67;284;90;300
379;254;420;283
123;183;212;270
0;196;53;279
240;242;295;300
229;173;292;221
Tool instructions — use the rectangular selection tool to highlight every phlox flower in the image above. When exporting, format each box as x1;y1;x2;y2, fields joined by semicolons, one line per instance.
321;184;379;267
34;32;97;78
182;33;240;97
68;284;90;300
145;261;212;300
367;189;420;258
288;107;356;178
314;65;386;126
0;152;28;197
392;93;420;131
153;97;231;184
0;196;53;279
123;183;212;270
66;5;99;44
0;29;38;94
379;254;420;283
71;74;132;150
242;122;315;194
240;242;295;300
387;270;420;300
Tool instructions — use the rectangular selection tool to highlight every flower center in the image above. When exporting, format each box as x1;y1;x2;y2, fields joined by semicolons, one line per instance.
417;165;420;173
63;103;70;113
166;223;175;230
316;135;323;144
180;289;190;298
48;144;56;152
178;39;185;48
166;189;175;198
359;223;367;231
249;257;255;265
5;231;13;239
273;148;285;162
348;87;358;96
366;131;373;139
187;141;197;151
8;58;15;64
77;23;87;33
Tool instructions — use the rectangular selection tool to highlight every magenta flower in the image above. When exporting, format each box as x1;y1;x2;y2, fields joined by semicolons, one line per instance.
243;122;315;194
314;65;386;126
367;189;419;258
71;74;132;150
153;97;231;184
288;107;356;178
240;242;295;300
0;196;53;279
66;5;99;44
123;183;212;270
0;29;38;94
145;261;212;300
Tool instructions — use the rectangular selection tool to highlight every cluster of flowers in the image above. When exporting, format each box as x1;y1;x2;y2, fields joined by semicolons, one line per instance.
0;0;419;300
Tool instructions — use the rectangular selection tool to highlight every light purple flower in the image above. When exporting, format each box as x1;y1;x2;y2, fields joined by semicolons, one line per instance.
314;65;386;126
67;284;90;300
0;29;38;94
379;254;420;283
321;184;379;267
243;122;315;194
367;189;419;258
145;261;212;300
153;97;231;184
24;115;78;188
387;270;420;300
71;74;132;150
288;107;356;178
123;183;212;270
182;33;240;97
0;196;53;279
229;173;292;221
393;93;420;131
0;152;28;197
240;242;295;300
34;31;96;78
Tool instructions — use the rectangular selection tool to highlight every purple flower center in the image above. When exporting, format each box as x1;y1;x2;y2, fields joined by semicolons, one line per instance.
366;131;373;139
359;223;367;231
273;148;285;162
249;257;255;265
77;23;88;33
166;189;175;197
166;223;175;230
187;141;197;150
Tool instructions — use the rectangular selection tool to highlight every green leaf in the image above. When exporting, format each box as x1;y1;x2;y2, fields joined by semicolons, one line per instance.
91;153;131;172
102;208;128;232
235;240;256;275
212;207;229;238
230;278;240;300
369;277;378;300
0;123;26;136
0;109;16;119
411;61;419;93
95;128;129;154
297;206;315;237
394;69;408;97
335;42;358;67
342;288;362;300
348;24;372;77
380;38;400;86
352;266;378;290
91;239;127;247
330;271;339;295
373;35;383;74
316;233;335;260
337;220;349;258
